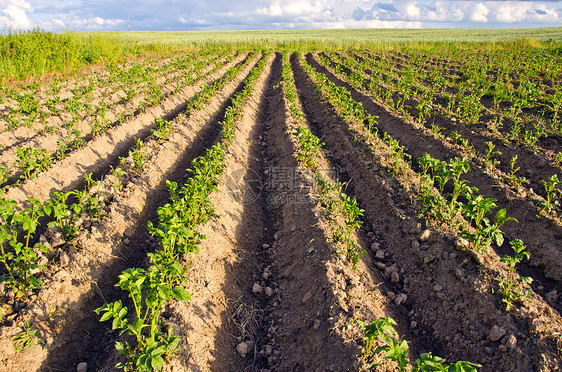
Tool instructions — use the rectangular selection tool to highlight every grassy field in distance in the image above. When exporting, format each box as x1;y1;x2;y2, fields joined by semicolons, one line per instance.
111;27;562;46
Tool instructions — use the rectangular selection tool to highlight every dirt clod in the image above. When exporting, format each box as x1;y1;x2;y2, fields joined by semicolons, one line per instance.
504;334;517;350
237;342;249;357
419;229;431;242
395;293;407;305
76;362;88;372
302;291;312;304
489;325;507;342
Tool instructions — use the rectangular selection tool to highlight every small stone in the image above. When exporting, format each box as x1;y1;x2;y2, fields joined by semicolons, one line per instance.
484;347;492;355
77;362;88;372
265;345;273;356
375;250;385;260
395;293;407;305
375;262;386;270
237;342;249;357
454;238;468;249
466;249;484;265
265;287;273;297
50;231;65;247
302;291;312;304
419;229;431;242
291;225;296;231
274;233;279;240
489;325;506;342
387;292;396;300
313;319;321;329
59;251;70;267
433;284;443;292
262;270;270;280
504;334;517;351
410;239;420;249
410;321;417;329
371;242;380;251
252;283;263;293
123;238;130;245
498;344;507;353
391;271;400;283
262;243;270;249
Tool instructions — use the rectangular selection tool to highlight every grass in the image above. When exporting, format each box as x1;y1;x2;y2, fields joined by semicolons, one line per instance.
1;27;561;84
115;27;562;48
0;29;172;84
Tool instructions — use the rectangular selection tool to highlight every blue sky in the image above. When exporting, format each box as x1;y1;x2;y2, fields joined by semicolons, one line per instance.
1;0;561;31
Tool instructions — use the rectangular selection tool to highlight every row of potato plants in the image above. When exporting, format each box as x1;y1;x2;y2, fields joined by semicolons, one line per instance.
0;51;258;311
290;53;481;371
281;52;364;268
390;45;561;128
0;52;243;188
299;54;532;314
95;53;268;371
0;52;177;130
114;53;255;178
350;48;559;154
0;49;211;120
0;49;219;151
316;52;562;223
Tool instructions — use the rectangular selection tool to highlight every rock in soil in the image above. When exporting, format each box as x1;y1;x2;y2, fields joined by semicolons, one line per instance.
76;362;88;372
252;283;263;293
489;325;506;342
237;342;249;357
419;229;431;242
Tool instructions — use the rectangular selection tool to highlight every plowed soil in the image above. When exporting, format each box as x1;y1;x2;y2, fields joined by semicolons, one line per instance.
0;49;560;372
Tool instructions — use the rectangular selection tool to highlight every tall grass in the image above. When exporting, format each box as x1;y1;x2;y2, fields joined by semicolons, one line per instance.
0;28;148;83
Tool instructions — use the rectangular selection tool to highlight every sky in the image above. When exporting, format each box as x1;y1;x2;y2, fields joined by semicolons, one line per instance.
0;0;561;32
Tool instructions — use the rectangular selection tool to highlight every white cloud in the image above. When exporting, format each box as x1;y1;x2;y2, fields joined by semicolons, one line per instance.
471;2;489;22
0;0;33;29
496;1;531;23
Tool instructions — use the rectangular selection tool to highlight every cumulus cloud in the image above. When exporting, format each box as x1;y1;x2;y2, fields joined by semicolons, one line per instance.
0;0;33;29
471;2;489;22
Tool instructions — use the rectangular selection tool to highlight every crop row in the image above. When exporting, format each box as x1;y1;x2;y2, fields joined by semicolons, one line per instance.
345;49;561;157
0;51;257;306
297;52;562;369
0;51;239;187
95;53;269;371
311;51;562;284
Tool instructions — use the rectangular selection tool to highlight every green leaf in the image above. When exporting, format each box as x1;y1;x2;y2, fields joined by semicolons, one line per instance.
151;355;164;370
172;287;191;302
99;311;113;322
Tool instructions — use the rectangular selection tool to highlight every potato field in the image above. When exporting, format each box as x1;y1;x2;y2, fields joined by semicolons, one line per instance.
0;40;561;372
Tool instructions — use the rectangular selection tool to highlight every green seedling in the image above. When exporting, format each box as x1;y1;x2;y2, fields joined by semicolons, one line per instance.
483;142;501;169
0;197;48;298
129;137;146;173
358;317;480;371
12;320;39;352
448;157;470;209
538;174;561;216
13;147;52;180
497;239;532;310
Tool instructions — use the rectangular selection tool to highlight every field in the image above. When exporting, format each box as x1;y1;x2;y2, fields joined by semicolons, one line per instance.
0;29;561;371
